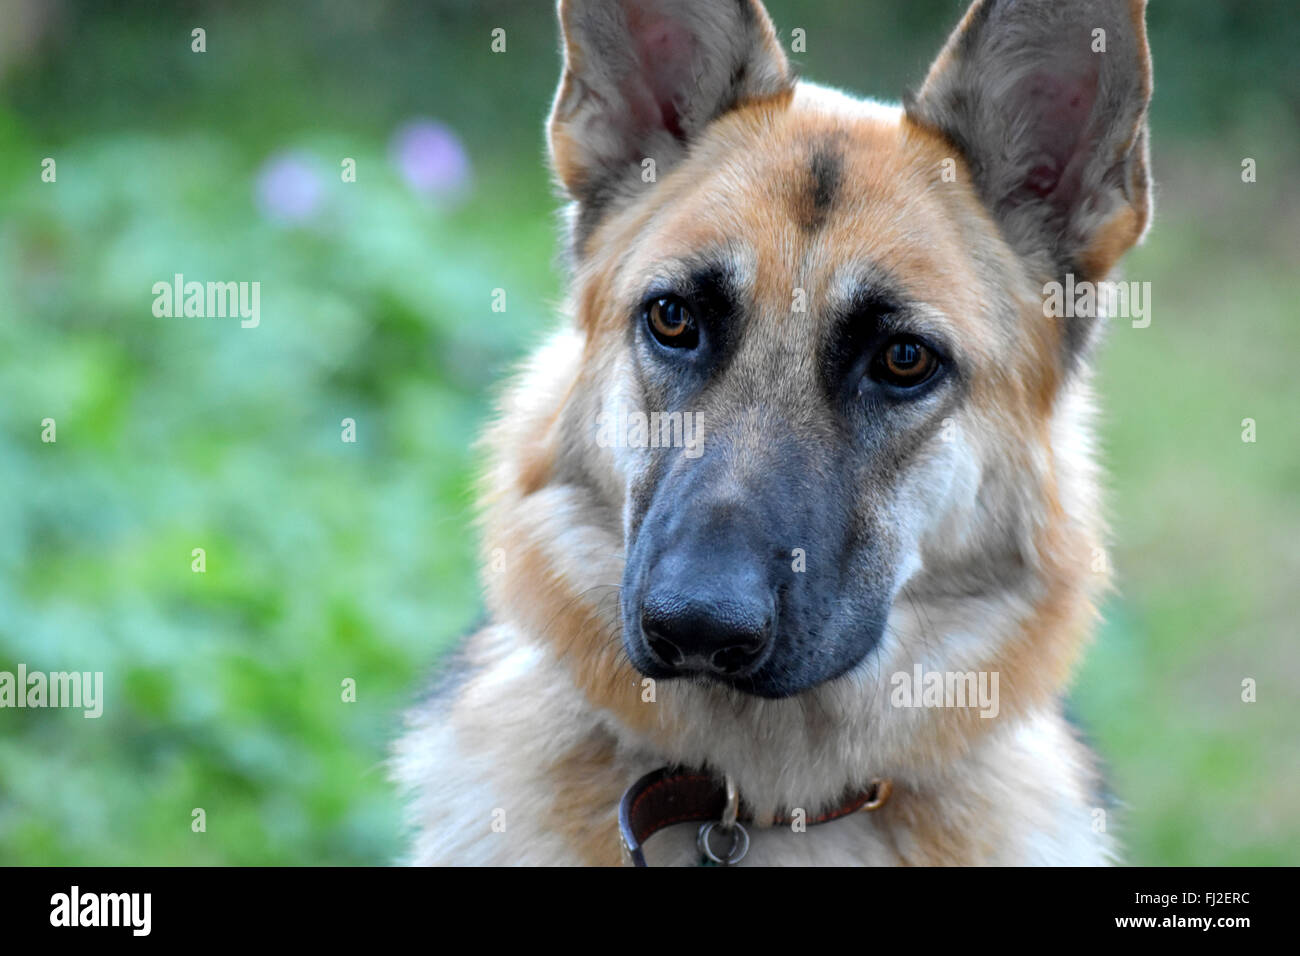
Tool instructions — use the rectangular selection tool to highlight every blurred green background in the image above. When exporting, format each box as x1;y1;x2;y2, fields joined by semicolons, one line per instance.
0;0;1296;865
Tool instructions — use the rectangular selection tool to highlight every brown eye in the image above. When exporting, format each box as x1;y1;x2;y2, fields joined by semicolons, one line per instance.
645;296;699;349
873;337;940;388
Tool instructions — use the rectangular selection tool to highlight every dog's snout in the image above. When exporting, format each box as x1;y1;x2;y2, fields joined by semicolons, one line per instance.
639;558;773;678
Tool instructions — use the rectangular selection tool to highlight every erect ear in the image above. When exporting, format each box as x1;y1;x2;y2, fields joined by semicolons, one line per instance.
907;0;1152;288
548;0;791;248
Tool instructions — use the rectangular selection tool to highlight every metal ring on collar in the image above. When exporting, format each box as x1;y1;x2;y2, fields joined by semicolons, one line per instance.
697;820;750;865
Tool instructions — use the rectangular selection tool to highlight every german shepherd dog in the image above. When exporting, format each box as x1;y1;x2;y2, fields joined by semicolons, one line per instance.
394;0;1151;865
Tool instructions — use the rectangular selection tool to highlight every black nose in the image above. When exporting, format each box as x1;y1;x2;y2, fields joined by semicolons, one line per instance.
639;564;773;678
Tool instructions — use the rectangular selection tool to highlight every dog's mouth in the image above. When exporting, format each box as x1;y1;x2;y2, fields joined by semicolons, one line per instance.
626;645;789;698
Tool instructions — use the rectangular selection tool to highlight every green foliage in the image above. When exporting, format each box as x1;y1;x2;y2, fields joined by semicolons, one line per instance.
0;103;555;867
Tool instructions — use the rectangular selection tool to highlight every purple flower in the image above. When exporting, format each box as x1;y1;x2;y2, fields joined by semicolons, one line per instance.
255;152;324;225
390;120;472;200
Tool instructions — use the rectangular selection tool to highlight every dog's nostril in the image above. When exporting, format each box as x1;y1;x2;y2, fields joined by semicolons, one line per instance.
639;590;772;678
646;632;684;667
710;643;764;675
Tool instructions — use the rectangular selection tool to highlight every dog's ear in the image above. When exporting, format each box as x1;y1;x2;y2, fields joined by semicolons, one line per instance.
549;0;791;247
907;0;1152;291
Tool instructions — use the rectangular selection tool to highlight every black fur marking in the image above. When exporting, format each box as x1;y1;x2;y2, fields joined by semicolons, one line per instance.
797;143;843;232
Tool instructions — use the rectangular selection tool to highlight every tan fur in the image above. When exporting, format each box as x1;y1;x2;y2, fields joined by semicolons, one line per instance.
393;0;1150;866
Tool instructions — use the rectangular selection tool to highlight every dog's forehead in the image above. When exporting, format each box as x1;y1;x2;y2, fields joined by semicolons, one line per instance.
624;84;994;345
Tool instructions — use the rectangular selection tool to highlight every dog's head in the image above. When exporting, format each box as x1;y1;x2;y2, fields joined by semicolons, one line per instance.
512;0;1150;704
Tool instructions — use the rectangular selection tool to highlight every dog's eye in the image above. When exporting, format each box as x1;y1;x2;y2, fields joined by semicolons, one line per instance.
645;296;699;349
870;336;940;388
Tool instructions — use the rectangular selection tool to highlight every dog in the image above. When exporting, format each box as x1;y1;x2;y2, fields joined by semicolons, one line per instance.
393;0;1152;865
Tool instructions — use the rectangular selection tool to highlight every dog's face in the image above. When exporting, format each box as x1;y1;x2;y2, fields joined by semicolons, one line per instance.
604;107;995;698
544;0;1150;699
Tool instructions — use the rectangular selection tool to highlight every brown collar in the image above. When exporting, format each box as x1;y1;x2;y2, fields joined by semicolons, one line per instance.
618;766;892;866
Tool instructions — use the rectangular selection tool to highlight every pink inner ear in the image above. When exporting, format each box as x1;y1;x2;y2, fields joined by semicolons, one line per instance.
1018;66;1098;201
622;5;697;141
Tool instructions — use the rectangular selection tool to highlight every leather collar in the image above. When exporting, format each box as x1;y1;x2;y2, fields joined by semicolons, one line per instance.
618;766;892;866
